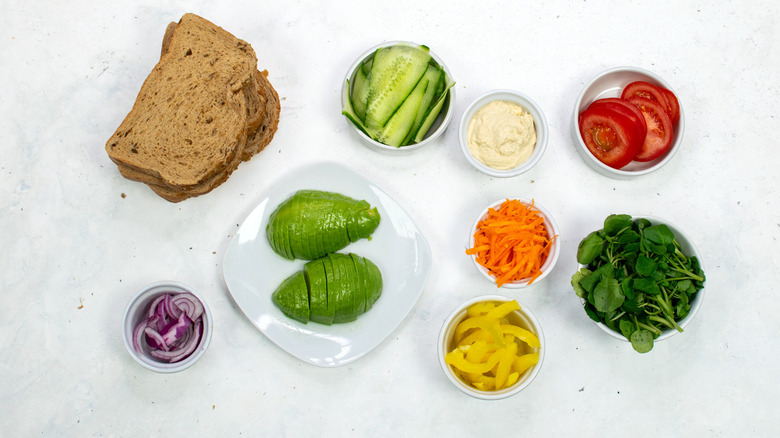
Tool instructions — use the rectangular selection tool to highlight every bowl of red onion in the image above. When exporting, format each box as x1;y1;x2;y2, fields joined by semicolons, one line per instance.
122;281;212;373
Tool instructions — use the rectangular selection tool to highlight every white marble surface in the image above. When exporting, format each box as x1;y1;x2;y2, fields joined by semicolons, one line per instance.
2;1;778;436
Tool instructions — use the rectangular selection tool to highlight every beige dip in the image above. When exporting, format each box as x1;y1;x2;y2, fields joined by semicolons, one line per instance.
467;100;536;170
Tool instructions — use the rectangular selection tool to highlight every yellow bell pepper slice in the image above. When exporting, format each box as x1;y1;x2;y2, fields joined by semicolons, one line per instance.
485;300;521;319
494;336;518;389
505;371;520;388
467;302;496;317
465;340;491;363
454;315;504;346
512;353;540;375
500;324;540;348
445;348;504;374
458;328;497;348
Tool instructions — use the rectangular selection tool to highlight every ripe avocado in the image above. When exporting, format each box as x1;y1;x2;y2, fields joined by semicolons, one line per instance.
270;252;383;325
266;190;381;260
271;270;310;323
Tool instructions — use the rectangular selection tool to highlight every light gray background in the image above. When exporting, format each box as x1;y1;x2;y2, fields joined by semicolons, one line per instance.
2;1;777;436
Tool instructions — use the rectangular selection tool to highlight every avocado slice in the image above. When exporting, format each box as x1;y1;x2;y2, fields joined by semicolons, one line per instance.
329;253;356;323
321;254;338;324
363;256;383;309
304;258;331;324
271;270;310;323
346;253;366;316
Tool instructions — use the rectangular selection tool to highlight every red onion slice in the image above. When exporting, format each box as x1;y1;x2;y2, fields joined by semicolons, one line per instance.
133;291;205;363
172;293;204;321
143;326;169;351
149;320;201;363
146;295;166;318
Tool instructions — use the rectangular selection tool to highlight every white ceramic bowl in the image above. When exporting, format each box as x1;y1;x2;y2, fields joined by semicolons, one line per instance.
459;90;548;177
341;41;455;153
122;281;213;373
577;215;705;343
468;198;560;288
572;66;685;179
438;295;545;400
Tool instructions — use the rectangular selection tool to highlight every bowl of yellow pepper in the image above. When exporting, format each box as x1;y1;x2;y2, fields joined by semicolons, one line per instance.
437;295;544;399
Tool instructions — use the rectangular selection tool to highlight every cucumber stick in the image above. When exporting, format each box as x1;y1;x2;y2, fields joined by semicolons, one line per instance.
369;72;430;147
403;64;444;145
351;59;371;121
364;44;431;129
413;76;454;143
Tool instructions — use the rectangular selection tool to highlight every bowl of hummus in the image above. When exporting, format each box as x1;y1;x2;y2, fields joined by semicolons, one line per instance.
458;90;548;177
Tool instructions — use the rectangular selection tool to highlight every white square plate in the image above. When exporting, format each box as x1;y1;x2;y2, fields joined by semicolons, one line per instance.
222;161;432;367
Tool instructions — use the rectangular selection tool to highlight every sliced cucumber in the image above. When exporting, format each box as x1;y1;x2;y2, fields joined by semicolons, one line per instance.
368;72;430;147
342;79;370;137
403;64;443;145
364;43;431;129
413;77;454;144
351;61;370;121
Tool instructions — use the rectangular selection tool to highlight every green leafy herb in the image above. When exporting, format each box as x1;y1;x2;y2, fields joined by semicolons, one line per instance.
570;215;706;353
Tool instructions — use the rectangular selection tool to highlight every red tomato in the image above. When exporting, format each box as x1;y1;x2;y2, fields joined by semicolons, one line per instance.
625;96;674;162
621;81;670;115
660;87;680;124
587;98;647;142
578;105;641;169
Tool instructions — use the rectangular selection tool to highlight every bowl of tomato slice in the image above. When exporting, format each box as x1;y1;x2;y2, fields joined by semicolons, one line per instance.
572;67;685;179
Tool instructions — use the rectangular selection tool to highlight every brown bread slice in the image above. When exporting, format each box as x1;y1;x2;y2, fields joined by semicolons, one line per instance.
105;13;257;189
117;68;279;199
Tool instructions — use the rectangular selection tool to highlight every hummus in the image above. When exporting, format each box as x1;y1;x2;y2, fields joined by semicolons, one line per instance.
467;100;536;170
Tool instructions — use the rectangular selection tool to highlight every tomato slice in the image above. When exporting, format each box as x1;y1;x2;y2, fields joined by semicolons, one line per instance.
587;98;647;142
621;81;670;116
625;96;674;162
659;87;680;124
578;105;641;169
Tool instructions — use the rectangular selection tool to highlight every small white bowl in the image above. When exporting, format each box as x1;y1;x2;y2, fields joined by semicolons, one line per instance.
341;41;455;153
122;281;213;373
468;198;560;288
572;66;685;179
459;90;548;177
577;215;705;343
438;295;545;400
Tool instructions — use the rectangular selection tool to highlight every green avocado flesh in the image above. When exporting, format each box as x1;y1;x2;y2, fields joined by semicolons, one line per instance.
266;190;381;261
271;253;383;325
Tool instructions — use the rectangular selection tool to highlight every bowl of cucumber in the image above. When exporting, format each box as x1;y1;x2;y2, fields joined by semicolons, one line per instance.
341;41;456;153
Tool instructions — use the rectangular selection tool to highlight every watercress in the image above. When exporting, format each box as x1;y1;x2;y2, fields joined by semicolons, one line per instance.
571;214;706;353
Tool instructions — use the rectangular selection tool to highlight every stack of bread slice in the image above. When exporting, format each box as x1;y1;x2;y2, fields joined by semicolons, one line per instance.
105;13;280;202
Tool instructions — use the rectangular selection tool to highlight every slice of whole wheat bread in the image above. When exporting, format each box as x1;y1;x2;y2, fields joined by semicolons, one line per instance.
105;13;258;189
116;68;280;198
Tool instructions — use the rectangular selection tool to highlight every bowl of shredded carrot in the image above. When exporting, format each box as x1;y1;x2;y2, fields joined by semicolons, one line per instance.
466;198;559;288
438;296;544;399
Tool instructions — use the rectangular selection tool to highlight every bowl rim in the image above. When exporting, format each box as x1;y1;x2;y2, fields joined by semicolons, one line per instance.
576;214;705;342
437;294;545;400
572;66;685;178
458;89;549;177
341;40;456;153
122;281;213;373
468;198;560;288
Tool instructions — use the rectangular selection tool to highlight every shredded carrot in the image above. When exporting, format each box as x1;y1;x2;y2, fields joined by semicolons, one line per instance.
466;199;556;287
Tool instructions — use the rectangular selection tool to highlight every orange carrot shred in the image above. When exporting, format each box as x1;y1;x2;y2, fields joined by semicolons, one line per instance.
467;199;557;287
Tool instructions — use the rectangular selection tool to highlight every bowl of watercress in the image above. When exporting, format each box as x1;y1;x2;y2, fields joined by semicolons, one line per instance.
570;214;706;353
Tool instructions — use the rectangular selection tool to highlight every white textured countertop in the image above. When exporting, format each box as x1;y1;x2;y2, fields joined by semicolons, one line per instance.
2;1;778;436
